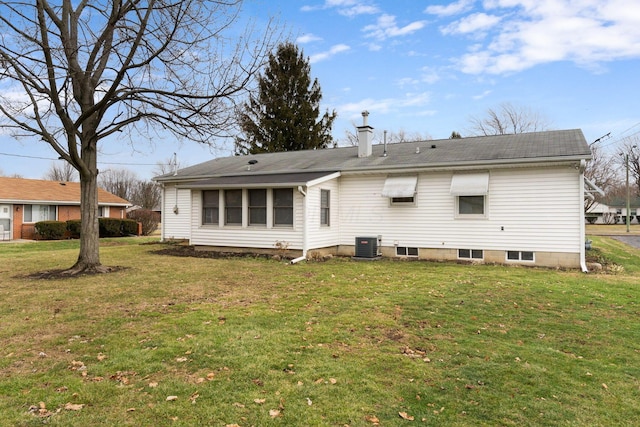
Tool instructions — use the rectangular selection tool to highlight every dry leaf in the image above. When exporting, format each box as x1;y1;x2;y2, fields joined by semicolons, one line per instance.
226;424;241;427
254;399;266;404
399;411;414;421
602;383;608;390
166;396;178;401
207;372;216;380
269;409;281;418
329;378;337;384
233;402;245;408
365;415;380;424
306;397;312;406
97;353;107;361
64;403;84;411
148;382;158;388
126;408;136;412
176;357;188;362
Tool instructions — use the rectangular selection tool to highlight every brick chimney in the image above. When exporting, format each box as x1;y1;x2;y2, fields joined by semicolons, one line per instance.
357;111;373;157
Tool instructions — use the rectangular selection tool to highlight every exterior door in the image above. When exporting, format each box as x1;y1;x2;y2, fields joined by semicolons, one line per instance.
0;205;11;240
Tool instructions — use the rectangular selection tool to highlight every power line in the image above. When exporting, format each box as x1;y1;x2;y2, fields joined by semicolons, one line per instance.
0;151;162;166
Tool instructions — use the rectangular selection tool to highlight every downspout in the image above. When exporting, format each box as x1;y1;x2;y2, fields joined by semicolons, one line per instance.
291;185;308;264
579;160;588;273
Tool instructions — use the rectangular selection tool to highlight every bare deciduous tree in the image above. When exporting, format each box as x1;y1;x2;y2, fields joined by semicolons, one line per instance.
98;168;139;201
617;136;640;197
0;0;277;274
467;102;552;136
43;161;78;182
340;127;431;146
584;143;619;213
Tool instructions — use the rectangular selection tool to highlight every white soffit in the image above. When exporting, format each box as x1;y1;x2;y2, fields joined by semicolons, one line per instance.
450;172;489;196
381;176;418;198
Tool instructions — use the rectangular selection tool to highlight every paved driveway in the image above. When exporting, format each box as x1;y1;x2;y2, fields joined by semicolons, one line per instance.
609;235;640;249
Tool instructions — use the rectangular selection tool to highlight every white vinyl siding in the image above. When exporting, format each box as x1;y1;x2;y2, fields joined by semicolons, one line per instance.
189;189;304;250
306;179;340;249
338;167;582;254
161;184;192;240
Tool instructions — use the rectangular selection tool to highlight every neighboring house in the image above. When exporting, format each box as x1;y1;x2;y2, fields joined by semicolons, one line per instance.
587;197;640;224
155;114;593;270
0;177;131;240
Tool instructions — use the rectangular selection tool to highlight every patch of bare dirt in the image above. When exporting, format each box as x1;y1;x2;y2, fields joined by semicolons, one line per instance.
23;265;129;280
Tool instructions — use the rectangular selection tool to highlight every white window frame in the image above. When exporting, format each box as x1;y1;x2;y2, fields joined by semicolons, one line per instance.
506;251;535;262
320;189;330;226
23;204;57;223
396;246;419;257
202;190;220;226
458;248;484;260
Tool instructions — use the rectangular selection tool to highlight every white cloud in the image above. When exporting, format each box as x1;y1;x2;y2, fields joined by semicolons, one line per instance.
441;13;501;35
302;0;380;17
363;14;427;40
447;0;640;74
297;34;323;44
309;44;351;63
339;92;432;117
425;0;475;17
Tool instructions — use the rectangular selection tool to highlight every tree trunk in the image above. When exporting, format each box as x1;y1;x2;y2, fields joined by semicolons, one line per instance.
65;138;109;274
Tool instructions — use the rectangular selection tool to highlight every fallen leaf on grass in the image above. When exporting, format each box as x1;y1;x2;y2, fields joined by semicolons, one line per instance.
365;415;380;424
329;378;337;384
306;397;312;406
602;383;608;390
254;399;266;404
64;403;84;411
176;357;188;363
399;411;414;420
233;402;245;408
148;382;158;388
97;353;107;361
166;396;178;401
226;424;241;427
269;409;281;418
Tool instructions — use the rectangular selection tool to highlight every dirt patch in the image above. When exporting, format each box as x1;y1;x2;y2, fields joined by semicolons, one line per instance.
22;265;129;280
152;244;284;260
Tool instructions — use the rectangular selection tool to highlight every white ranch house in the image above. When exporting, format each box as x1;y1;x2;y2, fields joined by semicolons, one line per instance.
155;115;593;270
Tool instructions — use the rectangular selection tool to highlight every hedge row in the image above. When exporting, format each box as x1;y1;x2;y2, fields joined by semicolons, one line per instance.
35;218;139;240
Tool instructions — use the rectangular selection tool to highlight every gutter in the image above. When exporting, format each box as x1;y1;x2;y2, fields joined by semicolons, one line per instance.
579;161;589;273
290;186;308;264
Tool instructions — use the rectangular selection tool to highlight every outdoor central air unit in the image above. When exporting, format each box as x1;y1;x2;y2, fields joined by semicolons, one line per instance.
355;236;378;258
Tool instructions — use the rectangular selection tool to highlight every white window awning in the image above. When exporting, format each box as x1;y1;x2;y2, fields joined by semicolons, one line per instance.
450;172;489;196
381;176;418;198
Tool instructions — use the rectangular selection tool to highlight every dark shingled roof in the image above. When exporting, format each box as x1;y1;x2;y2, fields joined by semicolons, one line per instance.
155;129;591;182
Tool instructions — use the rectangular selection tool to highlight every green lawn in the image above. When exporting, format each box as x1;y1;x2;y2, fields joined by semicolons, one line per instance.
1;237;639;426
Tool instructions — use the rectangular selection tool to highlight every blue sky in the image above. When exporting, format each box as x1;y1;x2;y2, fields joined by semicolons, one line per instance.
2;0;639;180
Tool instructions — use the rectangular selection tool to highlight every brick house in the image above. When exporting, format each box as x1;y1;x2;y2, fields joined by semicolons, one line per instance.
0;177;131;240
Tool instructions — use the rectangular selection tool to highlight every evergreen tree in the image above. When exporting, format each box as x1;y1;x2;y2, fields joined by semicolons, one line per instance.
236;42;336;154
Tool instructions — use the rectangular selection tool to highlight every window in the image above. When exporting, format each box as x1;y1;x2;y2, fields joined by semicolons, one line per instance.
382;176;417;205
98;206;110;218
224;189;242;225
320;189;330;226
202;190;219;225
458;196;485;215
396;246;418;257
391;196;415;204
459;249;483;259
249;189;267;226
450;172;489;217
23;205;56;223
506;251;535;262
273;188;293;226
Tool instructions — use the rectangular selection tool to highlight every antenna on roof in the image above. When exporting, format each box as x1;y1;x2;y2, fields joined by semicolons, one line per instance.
172;153;178;176
382;130;387;157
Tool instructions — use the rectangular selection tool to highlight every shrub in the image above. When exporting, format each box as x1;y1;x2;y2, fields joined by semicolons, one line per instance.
121;219;139;236
35;221;67;240
99;218;122;237
127;209;159;236
66;219;82;238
